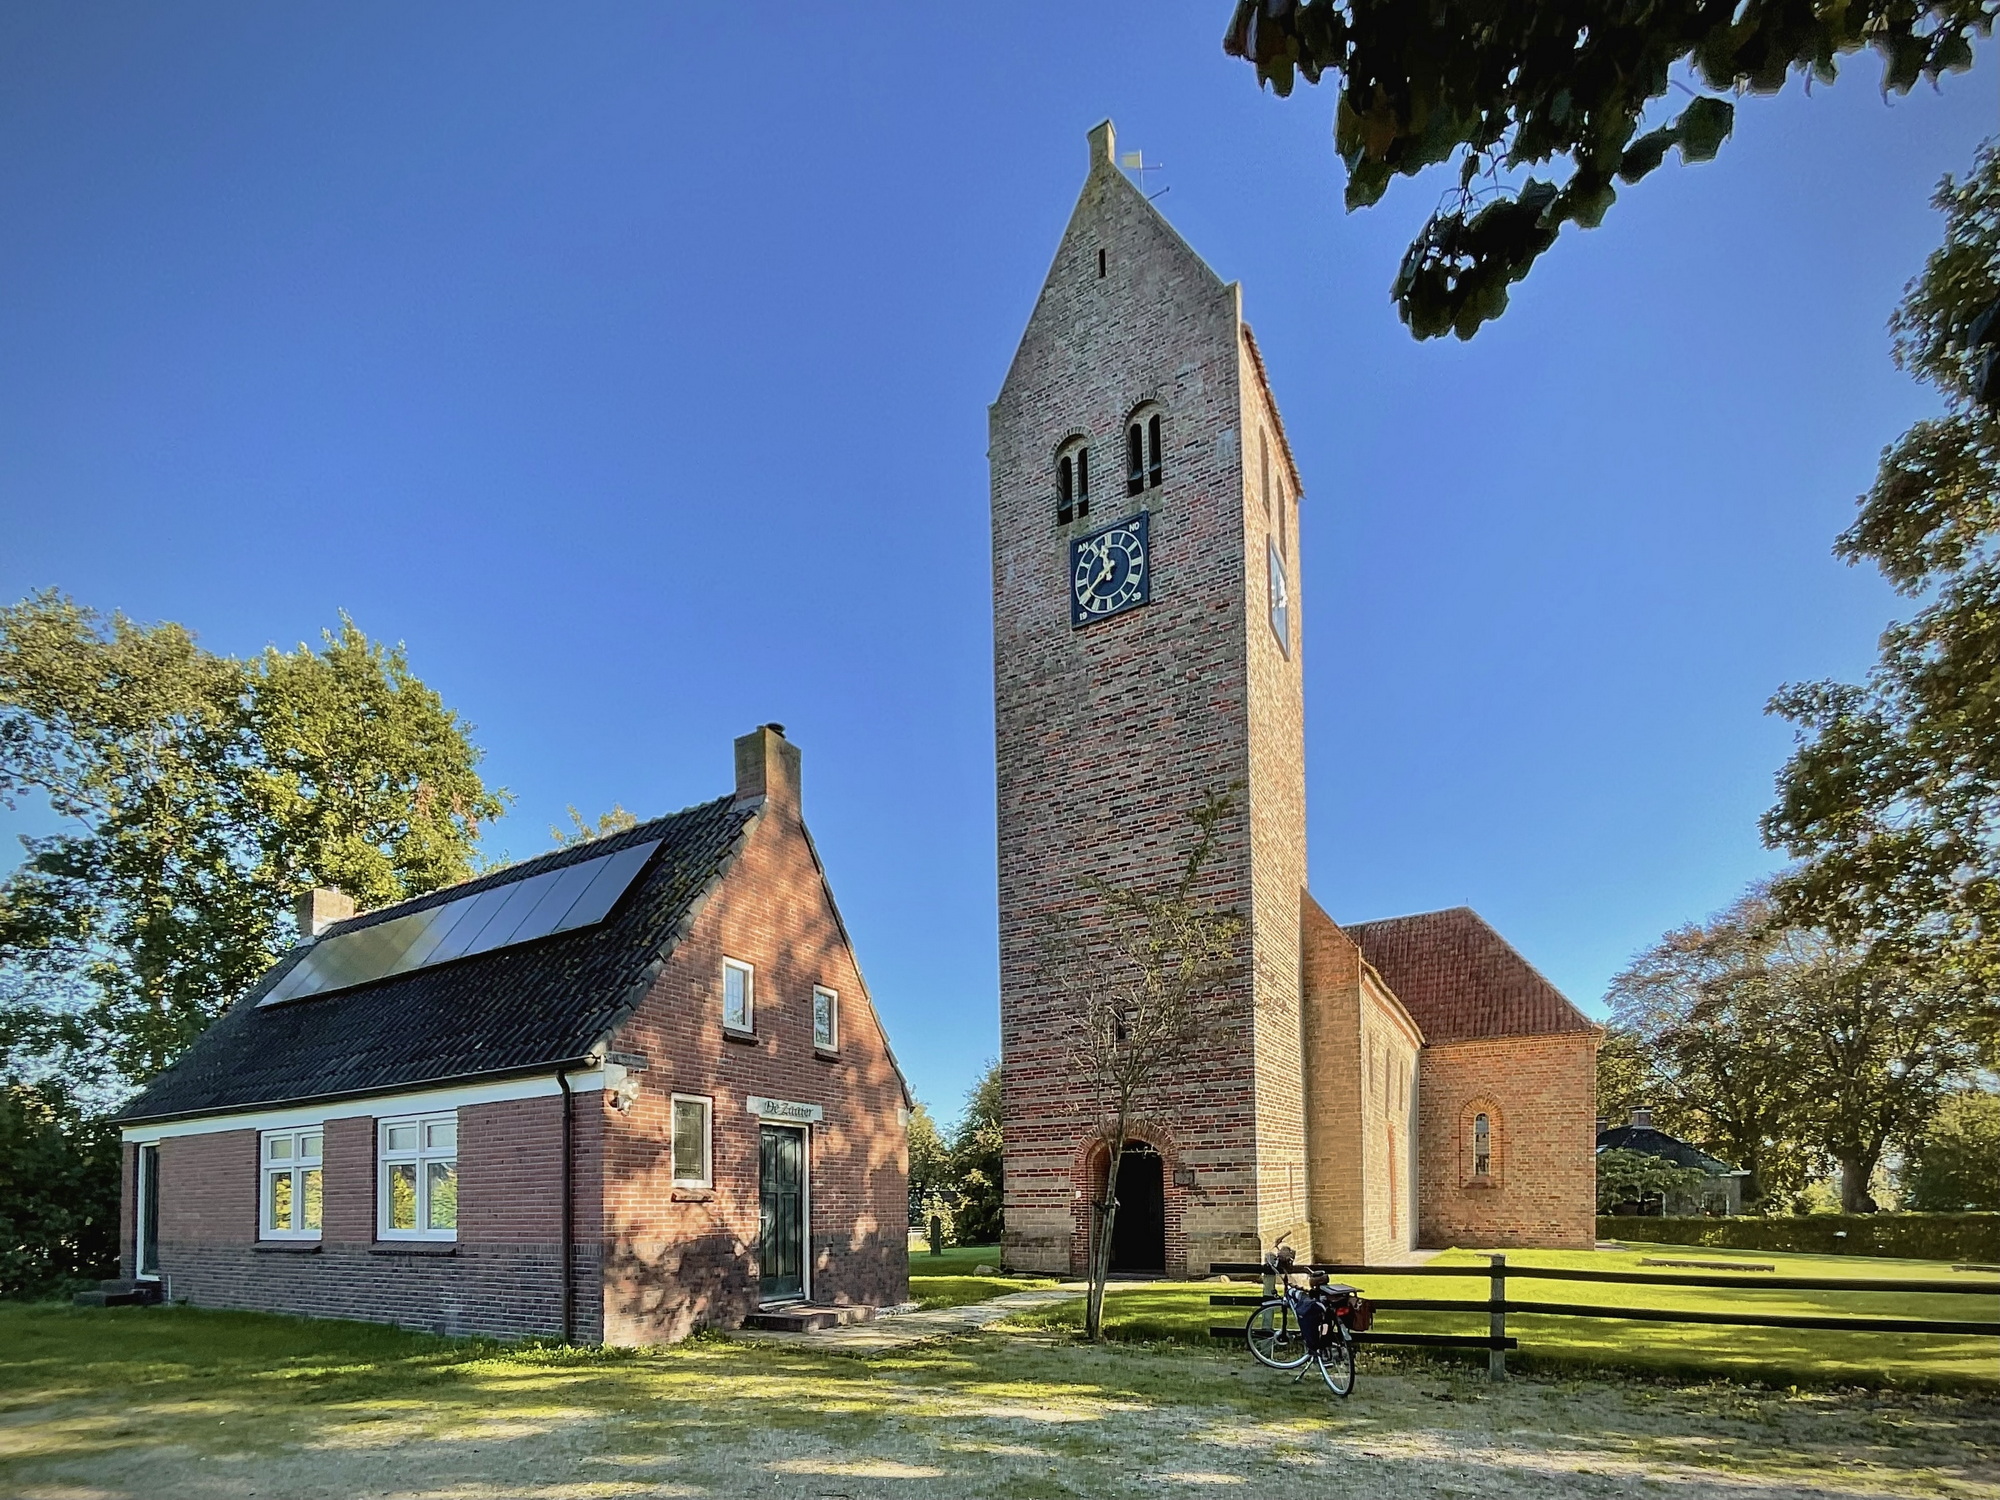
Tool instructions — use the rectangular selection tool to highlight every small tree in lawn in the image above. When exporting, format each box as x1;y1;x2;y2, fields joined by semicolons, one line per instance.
1053;788;1242;1342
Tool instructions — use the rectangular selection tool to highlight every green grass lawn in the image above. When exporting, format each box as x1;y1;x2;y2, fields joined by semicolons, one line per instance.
4;1299;1996;1500
1005;1243;2000;1392
906;1242;1058;1309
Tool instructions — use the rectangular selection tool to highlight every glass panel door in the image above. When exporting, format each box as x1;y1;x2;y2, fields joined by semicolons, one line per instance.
758;1126;806;1303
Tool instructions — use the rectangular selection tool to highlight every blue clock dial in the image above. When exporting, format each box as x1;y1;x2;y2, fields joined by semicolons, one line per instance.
1070;513;1150;628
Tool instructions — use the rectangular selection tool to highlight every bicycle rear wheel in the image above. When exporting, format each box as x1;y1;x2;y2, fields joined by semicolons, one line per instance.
1245;1301;1309;1369
1317;1335;1356;1396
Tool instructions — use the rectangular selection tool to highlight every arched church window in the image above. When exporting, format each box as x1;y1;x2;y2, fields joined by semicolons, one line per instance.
1473;1114;1491;1177
1260;429;1272;519
1126;410;1165;497
1056;443;1090;525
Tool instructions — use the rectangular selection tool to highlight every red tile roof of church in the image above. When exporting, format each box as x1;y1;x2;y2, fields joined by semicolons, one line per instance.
1342;907;1596;1044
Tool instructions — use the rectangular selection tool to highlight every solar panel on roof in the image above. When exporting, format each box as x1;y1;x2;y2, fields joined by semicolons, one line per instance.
261;839;663;1006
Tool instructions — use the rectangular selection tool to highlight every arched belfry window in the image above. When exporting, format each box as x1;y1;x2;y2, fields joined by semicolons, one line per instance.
1057;441;1090;525
1473;1114;1491;1177
1126;409;1165;497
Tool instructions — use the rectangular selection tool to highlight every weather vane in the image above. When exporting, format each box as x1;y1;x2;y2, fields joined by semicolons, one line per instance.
1120;149;1168;201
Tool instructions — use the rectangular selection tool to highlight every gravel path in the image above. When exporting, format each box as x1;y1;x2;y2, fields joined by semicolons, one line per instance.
731;1282;1091;1351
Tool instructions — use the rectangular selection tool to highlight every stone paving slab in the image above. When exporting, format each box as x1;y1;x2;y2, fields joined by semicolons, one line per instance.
732;1281;1089;1351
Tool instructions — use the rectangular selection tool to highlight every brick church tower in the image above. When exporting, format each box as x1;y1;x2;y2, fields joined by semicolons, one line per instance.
990;121;1311;1275
990;121;1602;1275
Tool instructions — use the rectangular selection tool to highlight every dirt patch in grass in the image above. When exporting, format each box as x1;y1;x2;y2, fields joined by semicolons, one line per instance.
2;1303;1996;1499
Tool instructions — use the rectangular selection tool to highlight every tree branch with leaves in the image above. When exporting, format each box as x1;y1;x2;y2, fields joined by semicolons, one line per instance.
1222;0;1990;340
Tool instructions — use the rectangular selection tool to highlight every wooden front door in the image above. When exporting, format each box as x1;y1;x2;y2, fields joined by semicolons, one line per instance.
759;1125;806;1303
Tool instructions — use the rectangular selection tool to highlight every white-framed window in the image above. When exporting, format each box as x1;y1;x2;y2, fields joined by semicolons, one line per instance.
378;1113;458;1240
671;1094;713;1188
262;1127;323;1240
723;957;755;1033
813;986;838;1052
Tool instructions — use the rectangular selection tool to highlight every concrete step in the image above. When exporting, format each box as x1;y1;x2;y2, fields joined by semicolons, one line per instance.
740;1303;876;1333
73;1279;162;1308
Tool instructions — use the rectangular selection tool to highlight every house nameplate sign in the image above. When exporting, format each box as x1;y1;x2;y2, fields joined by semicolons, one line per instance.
746;1096;823;1124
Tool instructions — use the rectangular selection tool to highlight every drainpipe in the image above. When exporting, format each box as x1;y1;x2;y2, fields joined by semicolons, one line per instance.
557;1070;574;1344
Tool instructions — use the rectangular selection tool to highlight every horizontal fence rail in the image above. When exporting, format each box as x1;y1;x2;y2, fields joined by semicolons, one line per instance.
1205;1263;2000;1296
1207;1256;2000;1380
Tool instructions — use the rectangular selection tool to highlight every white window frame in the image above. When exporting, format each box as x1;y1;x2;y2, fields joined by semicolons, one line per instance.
670;1093;714;1189
260;1126;324;1241
812;986;839;1052
722;957;755;1034
377;1112;459;1241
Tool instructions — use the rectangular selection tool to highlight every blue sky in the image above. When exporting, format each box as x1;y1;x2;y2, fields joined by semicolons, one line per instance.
1;6;1992;1123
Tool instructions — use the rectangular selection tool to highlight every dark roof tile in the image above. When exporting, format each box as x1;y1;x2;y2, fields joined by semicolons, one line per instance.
116;796;757;1123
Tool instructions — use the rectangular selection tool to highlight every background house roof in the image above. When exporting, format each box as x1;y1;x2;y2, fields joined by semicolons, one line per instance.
116;797;757;1124
1343;906;1597;1045
1596;1123;1744;1177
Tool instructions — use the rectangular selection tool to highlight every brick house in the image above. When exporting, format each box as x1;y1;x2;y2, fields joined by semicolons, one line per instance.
113;725;911;1343
991;122;1600;1275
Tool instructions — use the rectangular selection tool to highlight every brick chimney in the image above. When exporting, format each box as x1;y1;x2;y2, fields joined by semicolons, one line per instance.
1630;1107;1653;1130
295;887;355;937
734;723;801;815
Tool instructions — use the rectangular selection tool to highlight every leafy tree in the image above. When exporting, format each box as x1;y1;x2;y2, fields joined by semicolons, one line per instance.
1594;1147;1710;1215
551;805;639;848
0;1077;120;1298
1221;0;1990;339
1049;789;1242;1340
1773;931;1984;1212
948;1060;1004;1247
1606;892;1818;1210
1594;1027;1665;1134
905;1100;953;1240
1765;141;2000;1048
0;592;504;1089
1900;1088;2000;1209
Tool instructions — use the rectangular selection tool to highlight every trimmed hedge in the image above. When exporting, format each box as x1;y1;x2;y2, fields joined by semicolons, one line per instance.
1598;1212;2000;1264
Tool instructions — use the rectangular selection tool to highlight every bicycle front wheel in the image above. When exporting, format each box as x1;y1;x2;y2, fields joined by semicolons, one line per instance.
1245;1301;1309;1369
1317;1335;1356;1397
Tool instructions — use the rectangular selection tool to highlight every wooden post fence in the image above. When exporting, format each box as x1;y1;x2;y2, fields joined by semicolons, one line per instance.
1488;1253;1507;1381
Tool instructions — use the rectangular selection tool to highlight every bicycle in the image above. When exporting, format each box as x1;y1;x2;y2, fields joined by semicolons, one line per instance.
1242;1243;1369;1396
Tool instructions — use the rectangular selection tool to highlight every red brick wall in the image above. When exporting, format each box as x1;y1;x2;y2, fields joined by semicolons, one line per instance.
129;1106;591;1340
1416;1033;1598;1249
597;782;909;1343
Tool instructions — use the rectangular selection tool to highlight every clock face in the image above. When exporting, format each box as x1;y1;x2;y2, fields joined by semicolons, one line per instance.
1070;513;1150;627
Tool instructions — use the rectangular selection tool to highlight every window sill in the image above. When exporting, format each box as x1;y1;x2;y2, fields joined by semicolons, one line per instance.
254;1240;323;1253
813;1047;839;1062
671;1188;714;1203
723;1029;760;1047
1461;1177;1499;1191
370;1242;459;1256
